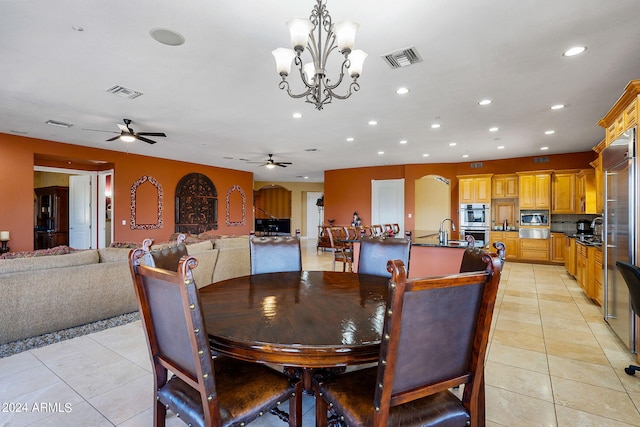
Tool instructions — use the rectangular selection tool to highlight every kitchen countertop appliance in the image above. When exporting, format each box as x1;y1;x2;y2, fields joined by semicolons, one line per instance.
603;127;637;354
576;219;593;235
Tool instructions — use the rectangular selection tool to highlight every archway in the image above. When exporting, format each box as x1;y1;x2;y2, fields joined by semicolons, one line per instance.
414;175;451;234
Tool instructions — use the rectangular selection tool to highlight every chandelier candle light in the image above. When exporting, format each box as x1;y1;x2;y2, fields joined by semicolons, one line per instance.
272;0;367;110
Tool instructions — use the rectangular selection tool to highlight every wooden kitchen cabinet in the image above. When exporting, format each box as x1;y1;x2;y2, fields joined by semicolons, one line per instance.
564;235;577;277
551;232;565;263
576;169;597;214
592;247;603;305
490;231;519;260
519;238;549;261
458;174;492;204
517;171;551;209
576;242;588;291
551;171;577;214
590;149;605;215
492;174;518;198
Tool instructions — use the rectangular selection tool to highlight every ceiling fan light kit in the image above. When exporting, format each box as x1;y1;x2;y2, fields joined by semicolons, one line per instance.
272;0;367;110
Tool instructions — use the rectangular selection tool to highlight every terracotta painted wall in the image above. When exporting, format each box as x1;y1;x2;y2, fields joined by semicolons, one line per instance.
323;165;405;226
325;151;598;232
0;133;253;251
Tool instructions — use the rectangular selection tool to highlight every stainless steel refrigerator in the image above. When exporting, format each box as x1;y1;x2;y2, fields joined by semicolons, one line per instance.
603;127;637;353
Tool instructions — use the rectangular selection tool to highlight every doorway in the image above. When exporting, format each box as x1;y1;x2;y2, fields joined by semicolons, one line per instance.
371;179;404;234
306;192;323;238
34;167;114;249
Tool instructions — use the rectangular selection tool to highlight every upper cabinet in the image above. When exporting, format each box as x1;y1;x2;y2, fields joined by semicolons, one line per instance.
517;171;551;209
551;171;577;214
492;174;518;199
457;174;492;204
576;169;597;214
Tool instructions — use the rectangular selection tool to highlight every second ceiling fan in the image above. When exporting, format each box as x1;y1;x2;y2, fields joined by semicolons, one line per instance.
249;154;292;169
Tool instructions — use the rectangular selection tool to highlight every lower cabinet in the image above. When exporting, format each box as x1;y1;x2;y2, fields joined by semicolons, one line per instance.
564;236;576;277
576;243;588;290
551;232;565;263
519;239;549;261
591;246;603;306
490;231;519;260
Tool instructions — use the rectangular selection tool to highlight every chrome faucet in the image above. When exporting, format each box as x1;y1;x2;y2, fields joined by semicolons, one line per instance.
590;216;603;228
438;218;456;245
591;216;603;241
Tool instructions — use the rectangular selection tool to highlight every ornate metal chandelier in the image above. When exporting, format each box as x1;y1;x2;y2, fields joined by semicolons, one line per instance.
272;0;367;110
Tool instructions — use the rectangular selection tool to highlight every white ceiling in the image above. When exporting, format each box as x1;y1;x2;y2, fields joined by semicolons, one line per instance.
2;0;640;182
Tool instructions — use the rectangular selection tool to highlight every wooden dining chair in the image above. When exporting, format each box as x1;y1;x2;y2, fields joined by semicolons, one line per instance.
315;254;502;427
343;226;358;240
371;224;384;237
357;236;411;278
250;236;302;275
326;226;353;272
140;234;189;271
128;248;302;427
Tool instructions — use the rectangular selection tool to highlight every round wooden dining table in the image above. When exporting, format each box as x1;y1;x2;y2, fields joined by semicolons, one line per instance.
199;271;390;369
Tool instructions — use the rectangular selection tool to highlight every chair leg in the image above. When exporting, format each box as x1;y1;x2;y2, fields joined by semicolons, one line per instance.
315;391;329;427
154;398;167;427
288;381;303;427
625;365;640;376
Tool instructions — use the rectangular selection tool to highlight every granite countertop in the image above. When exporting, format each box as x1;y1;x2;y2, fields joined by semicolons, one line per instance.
411;235;469;248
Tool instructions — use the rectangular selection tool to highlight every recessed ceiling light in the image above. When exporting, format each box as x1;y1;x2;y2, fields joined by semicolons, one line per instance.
563;46;587;57
292;112;303;119
545;130;555;135
462;154;470;158
304;176;309;179
399;140;407;144
431;123;441;129
478;99;492;106
489;127;499;132
422;153;430;157
550;104;565;110
150;27;185;46
396;87;410;95
368;120;378;126
346;137;354;142
449;142;457;147
540;146;549;150
497;145;505;149
378;151;384;155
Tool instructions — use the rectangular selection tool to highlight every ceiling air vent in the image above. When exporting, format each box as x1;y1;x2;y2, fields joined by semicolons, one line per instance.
534;156;549;163
105;85;143;99
45;119;73;128
381;46;422;69
470;162;484;169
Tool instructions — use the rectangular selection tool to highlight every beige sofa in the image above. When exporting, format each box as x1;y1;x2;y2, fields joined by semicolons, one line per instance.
0;236;250;345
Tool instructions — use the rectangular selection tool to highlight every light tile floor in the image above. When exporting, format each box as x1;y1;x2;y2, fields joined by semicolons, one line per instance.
2;239;640;426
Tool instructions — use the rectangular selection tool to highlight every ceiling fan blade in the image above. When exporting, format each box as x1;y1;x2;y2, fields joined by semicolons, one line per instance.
276;164;288;167
82;128;118;133
136;135;157;144
276;162;292;165
137;132;166;137
106;135;120;141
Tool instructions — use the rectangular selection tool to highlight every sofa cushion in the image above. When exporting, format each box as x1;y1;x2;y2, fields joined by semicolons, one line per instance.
98;247;132;263
0;250;99;275
213;236;249;250
186;240;213;253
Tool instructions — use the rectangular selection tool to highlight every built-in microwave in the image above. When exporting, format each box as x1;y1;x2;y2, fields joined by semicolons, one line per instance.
460;204;490;228
520;210;549;226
